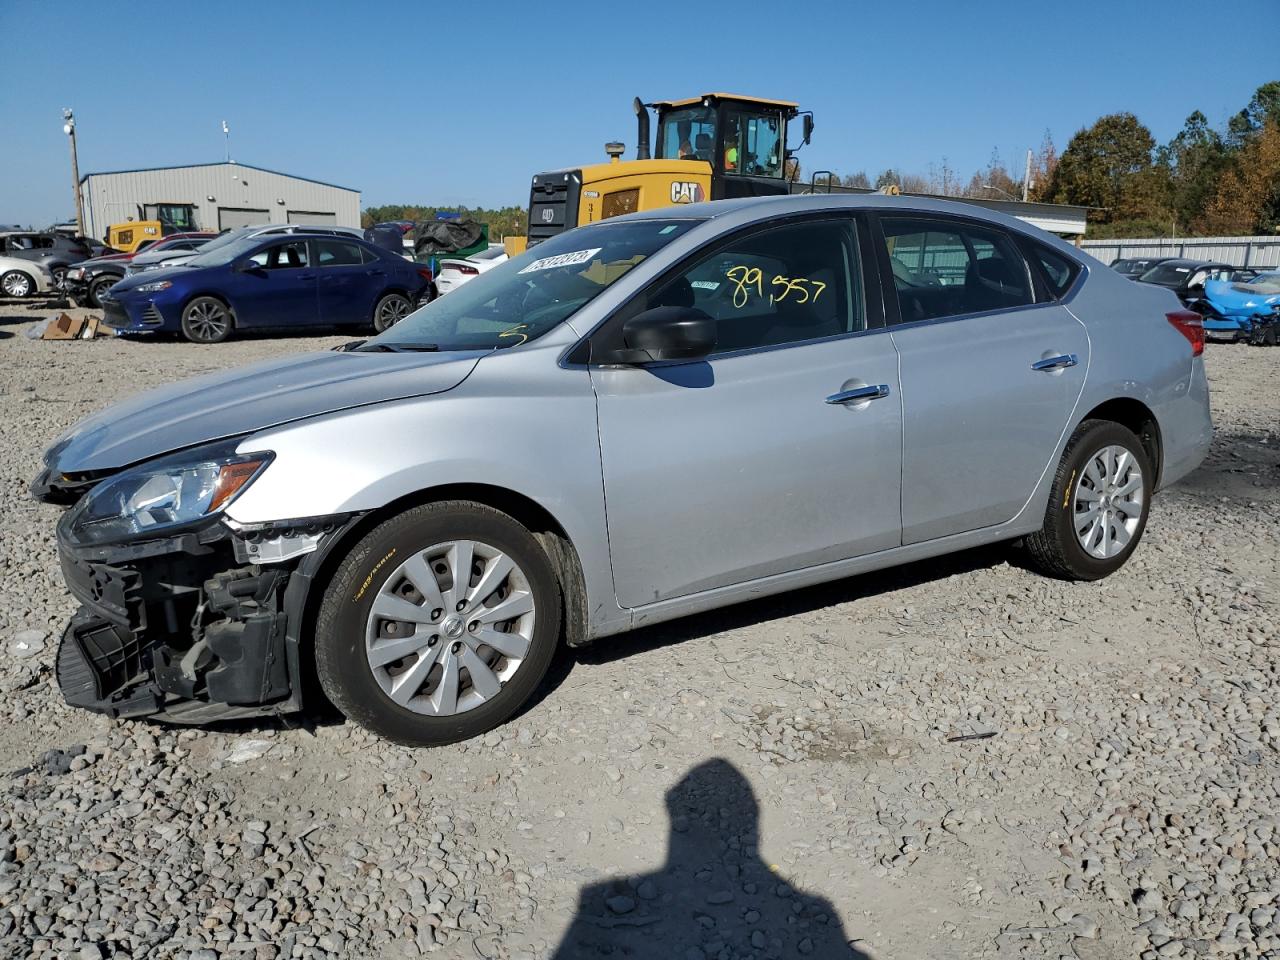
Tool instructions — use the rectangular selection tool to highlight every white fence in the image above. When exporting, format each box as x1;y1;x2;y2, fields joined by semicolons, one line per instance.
1080;236;1280;269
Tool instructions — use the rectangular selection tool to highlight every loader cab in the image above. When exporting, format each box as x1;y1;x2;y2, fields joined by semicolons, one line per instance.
651;93;806;200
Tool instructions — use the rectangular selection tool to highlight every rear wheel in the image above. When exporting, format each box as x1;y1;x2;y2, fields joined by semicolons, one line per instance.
1023;419;1152;581
315;501;561;746
373;292;412;333
180;296;233;343
1;270;34;298
87;274;118;308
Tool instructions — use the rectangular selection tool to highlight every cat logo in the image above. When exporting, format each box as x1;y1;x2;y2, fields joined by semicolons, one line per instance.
670;181;705;204
541;208;555;223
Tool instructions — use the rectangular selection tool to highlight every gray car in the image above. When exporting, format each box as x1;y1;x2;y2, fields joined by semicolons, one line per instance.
34;194;1212;745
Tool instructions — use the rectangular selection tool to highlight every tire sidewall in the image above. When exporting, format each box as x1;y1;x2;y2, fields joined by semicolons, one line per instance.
88;275;116;308
181;296;232;343
373;292;410;333
316;504;561;746
1049;422;1153;579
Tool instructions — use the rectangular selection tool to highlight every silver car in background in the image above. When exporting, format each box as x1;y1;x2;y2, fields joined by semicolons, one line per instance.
34;194;1212;745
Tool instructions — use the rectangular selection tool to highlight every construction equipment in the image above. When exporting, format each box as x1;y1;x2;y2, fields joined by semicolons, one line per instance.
524;93;813;247
105;203;201;252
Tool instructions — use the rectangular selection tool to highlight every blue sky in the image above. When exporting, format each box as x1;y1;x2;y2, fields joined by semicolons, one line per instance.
2;0;1275;227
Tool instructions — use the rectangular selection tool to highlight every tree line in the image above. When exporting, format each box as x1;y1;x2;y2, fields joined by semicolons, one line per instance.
806;81;1280;239
361;204;528;239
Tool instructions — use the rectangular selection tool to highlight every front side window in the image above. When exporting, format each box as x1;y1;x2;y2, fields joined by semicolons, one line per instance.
881;217;1033;322
641;219;862;355
660;107;716;161
723;110;784;178
247;241;309;270
365;218;698;352
316;239;364;266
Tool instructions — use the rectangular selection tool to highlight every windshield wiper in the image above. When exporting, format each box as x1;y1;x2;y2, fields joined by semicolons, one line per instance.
386;343;440;352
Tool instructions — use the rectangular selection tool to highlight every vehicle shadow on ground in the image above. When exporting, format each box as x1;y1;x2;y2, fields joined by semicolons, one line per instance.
530;543;1011;712
549;757;869;959
118;326;364;344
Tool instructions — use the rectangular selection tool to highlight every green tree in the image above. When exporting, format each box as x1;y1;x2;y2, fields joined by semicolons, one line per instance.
873;169;900;190
1226;81;1280;146
1197;121;1280;235
1156;111;1228;230
1047;113;1157;224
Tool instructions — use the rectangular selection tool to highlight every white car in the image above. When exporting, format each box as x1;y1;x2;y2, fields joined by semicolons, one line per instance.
435;246;508;295
0;255;55;298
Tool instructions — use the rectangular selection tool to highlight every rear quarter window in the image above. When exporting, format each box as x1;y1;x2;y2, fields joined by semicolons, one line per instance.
1032;244;1081;299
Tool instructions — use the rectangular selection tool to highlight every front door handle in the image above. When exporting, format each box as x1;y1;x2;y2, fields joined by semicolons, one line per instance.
1031;353;1079;372
825;384;891;405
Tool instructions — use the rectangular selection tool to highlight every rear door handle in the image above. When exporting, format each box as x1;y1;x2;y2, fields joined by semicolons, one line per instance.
1031;353;1078;371
825;384;891;405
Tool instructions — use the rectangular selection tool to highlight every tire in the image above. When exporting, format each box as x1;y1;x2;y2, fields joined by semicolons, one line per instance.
1;270;34;298
315;501;562;746
373;292;412;333
1023;419;1153;581
180;296;233;344
87;274;118;308
50;266;68;291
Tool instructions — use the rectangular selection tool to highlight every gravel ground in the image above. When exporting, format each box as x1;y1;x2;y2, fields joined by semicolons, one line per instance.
0;298;1277;960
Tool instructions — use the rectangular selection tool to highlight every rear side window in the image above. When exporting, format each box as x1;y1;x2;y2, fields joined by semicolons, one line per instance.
881;217;1033;323
1032;244;1080;298
316;239;364;266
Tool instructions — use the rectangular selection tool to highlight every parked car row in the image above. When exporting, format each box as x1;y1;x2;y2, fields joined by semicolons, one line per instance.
1110;256;1277;342
0;230;94;291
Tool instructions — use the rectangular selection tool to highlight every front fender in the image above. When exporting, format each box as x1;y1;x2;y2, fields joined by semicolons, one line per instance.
225;340;626;639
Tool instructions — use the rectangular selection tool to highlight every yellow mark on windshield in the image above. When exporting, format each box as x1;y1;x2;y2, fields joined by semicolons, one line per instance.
498;323;530;346
726;265;763;308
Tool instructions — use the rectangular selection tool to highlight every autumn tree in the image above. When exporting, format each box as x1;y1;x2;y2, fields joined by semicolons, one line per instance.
1026;130;1058;202
1196;121;1280;235
966;148;1021;199
1047;113;1158;224
1157;111;1228;230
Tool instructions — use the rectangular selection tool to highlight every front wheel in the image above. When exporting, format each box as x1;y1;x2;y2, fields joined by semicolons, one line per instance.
87;275;118;308
51;266;68;291
1023;419;1153;581
180;296;233;343
315;501;562;746
373;292;412;333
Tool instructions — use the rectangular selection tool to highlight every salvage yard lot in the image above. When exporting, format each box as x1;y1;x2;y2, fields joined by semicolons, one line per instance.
0;301;1278;959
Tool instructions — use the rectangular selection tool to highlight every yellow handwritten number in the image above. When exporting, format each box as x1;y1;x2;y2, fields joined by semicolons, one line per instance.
498;323;530;346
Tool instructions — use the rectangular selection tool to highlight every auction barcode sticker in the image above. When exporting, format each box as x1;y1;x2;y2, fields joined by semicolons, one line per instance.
519;248;602;274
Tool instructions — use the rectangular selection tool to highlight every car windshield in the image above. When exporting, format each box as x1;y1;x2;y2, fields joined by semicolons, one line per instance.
182;235;263;268
365;218;698;351
189;227;257;257
1139;262;1196;285
1241;271;1280;292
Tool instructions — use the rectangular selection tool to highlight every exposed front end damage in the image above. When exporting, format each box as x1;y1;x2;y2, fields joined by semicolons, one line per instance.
53;511;354;723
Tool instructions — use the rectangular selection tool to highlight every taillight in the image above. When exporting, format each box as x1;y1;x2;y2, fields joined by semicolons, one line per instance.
416;268;432;282
1167;310;1204;357
455;265;479;276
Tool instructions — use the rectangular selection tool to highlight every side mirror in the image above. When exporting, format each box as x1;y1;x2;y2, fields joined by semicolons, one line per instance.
616;306;716;364
233;259;257;273
802;114;814;145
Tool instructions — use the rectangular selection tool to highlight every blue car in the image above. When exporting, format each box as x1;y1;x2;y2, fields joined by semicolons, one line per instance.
1196;270;1280;342
100;233;432;343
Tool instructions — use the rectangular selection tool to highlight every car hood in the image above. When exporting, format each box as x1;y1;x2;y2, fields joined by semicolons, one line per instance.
1204;279;1280;313
46;349;486;473
110;264;199;294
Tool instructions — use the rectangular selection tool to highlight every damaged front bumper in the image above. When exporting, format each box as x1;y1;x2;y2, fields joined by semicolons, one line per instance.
53;510;354;723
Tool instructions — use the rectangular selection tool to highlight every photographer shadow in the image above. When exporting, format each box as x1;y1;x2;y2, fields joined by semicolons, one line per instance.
550;758;868;959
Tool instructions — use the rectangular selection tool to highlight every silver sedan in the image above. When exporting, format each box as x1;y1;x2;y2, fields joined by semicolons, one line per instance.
36;194;1212;745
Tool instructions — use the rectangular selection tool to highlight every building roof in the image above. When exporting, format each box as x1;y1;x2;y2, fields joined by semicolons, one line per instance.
79;161;359;193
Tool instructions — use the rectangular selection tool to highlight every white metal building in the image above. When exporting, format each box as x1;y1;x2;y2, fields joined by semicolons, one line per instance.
79;162;361;239
1081;235;1280;269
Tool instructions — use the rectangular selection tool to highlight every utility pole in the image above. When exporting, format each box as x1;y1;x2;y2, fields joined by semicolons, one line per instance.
222;120;231;162
1022;148;1032;202
62;108;85;236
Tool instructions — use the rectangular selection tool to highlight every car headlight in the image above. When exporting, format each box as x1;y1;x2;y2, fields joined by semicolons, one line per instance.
68;267;84;279
135;279;172;293
64;444;272;545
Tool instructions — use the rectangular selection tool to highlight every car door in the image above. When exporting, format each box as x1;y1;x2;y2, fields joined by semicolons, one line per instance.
232;239;319;327
590;216;903;608
876;214;1089;544
316;238;379;325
